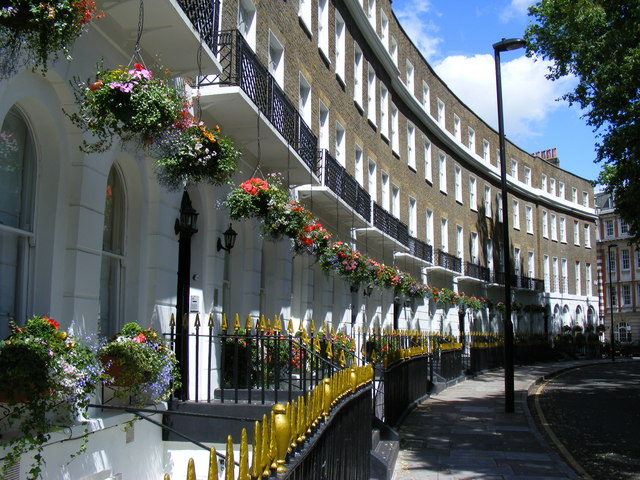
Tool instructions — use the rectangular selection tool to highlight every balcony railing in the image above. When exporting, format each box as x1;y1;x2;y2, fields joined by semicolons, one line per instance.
373;203;409;246
464;262;490;282
176;0;220;53
202;30;318;172
316;150;371;222
435;250;462;273
408;236;433;263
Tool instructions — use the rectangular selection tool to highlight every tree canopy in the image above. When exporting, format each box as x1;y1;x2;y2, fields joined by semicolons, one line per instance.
525;0;640;243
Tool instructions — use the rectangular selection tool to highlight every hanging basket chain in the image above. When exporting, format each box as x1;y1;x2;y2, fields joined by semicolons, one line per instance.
128;0;146;68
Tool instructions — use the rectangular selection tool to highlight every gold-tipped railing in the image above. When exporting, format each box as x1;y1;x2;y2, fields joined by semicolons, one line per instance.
164;364;373;479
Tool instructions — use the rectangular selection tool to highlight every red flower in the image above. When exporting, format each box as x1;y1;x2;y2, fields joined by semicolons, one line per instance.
240;178;269;195
45;317;60;330
132;333;146;343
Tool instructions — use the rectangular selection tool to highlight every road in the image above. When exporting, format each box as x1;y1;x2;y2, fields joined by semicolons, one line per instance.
531;360;640;480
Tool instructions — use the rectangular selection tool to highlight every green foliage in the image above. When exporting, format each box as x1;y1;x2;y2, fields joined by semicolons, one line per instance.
0;0;102;78
67;62;185;153
525;0;640;243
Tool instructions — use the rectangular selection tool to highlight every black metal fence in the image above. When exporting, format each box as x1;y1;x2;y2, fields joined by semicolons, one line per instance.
382;354;431;427
438;348;463;380
372;202;409;246
176;0;220;52
435;249;462;273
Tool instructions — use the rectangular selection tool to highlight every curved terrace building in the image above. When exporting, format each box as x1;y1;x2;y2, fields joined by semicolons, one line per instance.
0;0;598;476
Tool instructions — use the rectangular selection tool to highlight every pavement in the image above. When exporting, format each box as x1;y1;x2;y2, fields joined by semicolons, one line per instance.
391;361;593;480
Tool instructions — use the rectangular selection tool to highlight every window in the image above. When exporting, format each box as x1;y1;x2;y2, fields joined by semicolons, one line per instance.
610;286;618;307
318;101;329;150
574;261;581;296
299;73;312;126
453;115;461;141
541;174;547;191
237;0;257;50
524;166;531;186
456;225;463;260
484;185;491;217
0;106;36;338
407;122;415;169
335;13;345;80
542;210;548;238
549;178;556;195
497;193;503;222
487;239;494;272
528;251;535;278
441;218;449;252
513;199;520;230
483;139;490;162
353;44;363;106
380;85;388;138
469;176;477;210
543;255;550;290
582;191;589;207
608;249;616;273
335;121;345;165
368;159;377;202
437;99;445;126
391;184;400;218
454;165;462;203
439;152;447;193
622;249;630;270
424;139;432;183
405;60;414;94
354;145;363;186
514;248;521;276
620;219;629;235
100;166;126;337
496;149;501;170
616;322;631;343
510;158;517;178
560;217;566;243
552;257;559;292
636;249;640;270
574;220;580;245
422;82;430;114
558;181;565;199
390;36;398;65
408;197;417;236
268;32;284;87
605;219;614;238
381;171;390;210
380;10;388;48
470;232;479;263
586;264;592;296
550;213;557;241
468;127;475;153
525;205;533;234
367;65;376;124
622;284;631;306
572;187;578;203
366;0;376;27
390;103;399;154
426;209;434;245
584;224;591;248
298;0;311;31
318;0;329;56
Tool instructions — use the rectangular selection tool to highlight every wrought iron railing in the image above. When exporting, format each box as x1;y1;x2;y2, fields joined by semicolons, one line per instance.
464;262;490;282
176;0;220;52
372;203;409;246
435;249;462;273
201;30;318;172
316;150;371;222
408;236;433;263
382;354;431;427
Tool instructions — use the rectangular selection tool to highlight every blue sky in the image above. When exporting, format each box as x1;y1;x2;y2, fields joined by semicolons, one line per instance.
391;0;602;183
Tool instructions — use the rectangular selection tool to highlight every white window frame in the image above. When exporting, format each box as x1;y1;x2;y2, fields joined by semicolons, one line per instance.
424;138;432;183
318;101;329;151
454;165;462;203
525;205;533;234
441;217;449;252
524;166;531;186
541;174;547;191
422;81;430;114
574;220;580;245
437;99;445;126
439;152;447;193
550;213;557;241
367;65;376;124
622;249;631;271
510;158;517;179
426;209;434;245
497;192;503;223
542;210;548;238
558;181;565;199
237;0;257;51
380;84;388;139
407;122;415;169
368;158;377;203
513;199;520;230
453;114;461;141
318;0;329;57
408;196;417;236
575;261;582;296
550;178;556;196
391;183;400;218
559;217;567;243
335;121;346;166
366;0;376;28
456;225;464;261
390;36;398;65
468;127;475;153
572;187;578;203
335;12;346;81
584;224;591;248
390;103;399;154
484;185;491;218
354;144;364;186
268;31;285;88
405;60;414;94
298;0;312;32
299;72;312;127
469;175;477;211
380;9;388;49
353;44;363;107
381;171;390;211
482;139;490;162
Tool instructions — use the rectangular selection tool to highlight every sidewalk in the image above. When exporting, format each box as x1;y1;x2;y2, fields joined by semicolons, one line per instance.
392;361;589;480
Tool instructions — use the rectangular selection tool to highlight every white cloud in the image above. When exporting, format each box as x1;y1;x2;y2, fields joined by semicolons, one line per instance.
500;0;533;22
433;54;575;141
393;1;442;61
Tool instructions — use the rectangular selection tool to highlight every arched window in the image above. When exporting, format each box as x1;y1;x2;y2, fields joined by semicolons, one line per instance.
99;166;125;337
0;106;36;337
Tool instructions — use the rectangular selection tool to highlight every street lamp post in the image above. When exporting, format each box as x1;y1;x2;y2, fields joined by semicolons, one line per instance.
493;37;526;414
608;243;618;361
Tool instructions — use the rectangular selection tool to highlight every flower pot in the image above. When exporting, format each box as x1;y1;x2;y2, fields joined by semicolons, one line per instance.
100;355;136;387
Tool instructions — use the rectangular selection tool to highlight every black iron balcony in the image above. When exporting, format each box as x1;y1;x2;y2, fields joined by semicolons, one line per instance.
201;30;318;172
177;0;220;53
491;270;505;285
435;250;462;273
373;203;409;247
316;150;371;222
408;237;433;263
464;262;490;282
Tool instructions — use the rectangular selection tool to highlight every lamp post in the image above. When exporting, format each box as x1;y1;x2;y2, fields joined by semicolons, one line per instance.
607;243;618;361
493;37;525;413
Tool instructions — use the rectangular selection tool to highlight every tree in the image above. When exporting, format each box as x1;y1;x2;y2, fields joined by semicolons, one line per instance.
525;1;640;244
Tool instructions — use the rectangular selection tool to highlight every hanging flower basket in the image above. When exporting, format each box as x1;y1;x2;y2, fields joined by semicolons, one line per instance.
0;0;103;78
67;62;185;153
154;111;239;190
